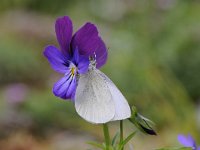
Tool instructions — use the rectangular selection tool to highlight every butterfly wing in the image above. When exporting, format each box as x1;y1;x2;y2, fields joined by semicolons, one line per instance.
97;69;131;121
75;69;115;124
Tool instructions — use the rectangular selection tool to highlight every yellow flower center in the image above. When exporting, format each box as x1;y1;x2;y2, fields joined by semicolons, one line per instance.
71;67;76;76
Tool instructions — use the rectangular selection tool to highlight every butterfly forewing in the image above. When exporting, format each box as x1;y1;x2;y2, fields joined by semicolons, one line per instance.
75;69;115;124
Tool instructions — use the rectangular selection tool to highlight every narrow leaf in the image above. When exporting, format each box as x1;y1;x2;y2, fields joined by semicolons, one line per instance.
87;141;104;149
112;132;119;146
119;131;137;149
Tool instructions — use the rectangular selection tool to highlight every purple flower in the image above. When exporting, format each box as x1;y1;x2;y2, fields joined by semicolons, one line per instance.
44;16;107;100
178;134;200;150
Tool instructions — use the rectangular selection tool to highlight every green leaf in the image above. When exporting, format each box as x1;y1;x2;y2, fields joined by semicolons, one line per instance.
118;131;137;150
87;141;104;149
156;147;192;150
112;132;119;146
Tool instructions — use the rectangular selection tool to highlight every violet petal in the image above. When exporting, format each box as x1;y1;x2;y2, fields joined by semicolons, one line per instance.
53;70;76;99
72;47;89;74
178;134;195;147
78;56;89;74
66;75;76;98
71;22;107;68
72;47;79;65
43;45;68;73
93;38;108;68
188;134;196;148
55;16;73;56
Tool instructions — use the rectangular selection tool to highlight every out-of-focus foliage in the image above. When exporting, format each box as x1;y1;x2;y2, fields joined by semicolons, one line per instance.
0;0;200;149
0;37;47;85
0;0;77;14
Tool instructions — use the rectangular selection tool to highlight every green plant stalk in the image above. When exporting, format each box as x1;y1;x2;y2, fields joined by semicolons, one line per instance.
120;120;124;150
103;123;110;150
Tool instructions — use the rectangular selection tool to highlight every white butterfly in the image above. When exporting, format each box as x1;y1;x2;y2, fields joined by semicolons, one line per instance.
75;63;131;124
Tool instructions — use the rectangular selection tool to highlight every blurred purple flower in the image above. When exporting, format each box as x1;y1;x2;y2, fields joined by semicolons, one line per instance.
44;16;107;100
178;134;200;150
4;83;28;105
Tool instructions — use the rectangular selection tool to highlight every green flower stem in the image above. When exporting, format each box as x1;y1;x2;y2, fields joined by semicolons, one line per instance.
103;123;110;150
120;120;124;150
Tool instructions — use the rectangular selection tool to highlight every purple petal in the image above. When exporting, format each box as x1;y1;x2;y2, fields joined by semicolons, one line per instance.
72;47;79;65
66;75;76;98
93;38;108;68
43;45;68;73
53;70;76;100
71;22;107;68
187;134;196;148
78;56;89;74
53;70;71;98
71;47;89;74
178;134;196;147
55;16;73;56
197;146;200;150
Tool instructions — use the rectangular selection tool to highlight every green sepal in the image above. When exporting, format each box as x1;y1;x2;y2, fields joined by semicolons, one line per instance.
129;106;157;135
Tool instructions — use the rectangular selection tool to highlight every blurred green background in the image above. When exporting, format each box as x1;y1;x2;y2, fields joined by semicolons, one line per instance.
0;0;200;149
